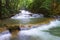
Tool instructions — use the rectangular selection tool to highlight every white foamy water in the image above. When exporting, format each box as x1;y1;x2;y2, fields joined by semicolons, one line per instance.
11;10;44;19
0;20;60;40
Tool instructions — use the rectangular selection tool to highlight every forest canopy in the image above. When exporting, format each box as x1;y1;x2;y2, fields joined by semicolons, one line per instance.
0;0;60;19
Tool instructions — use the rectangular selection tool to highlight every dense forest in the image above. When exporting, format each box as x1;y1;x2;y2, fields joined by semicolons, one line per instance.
0;0;60;19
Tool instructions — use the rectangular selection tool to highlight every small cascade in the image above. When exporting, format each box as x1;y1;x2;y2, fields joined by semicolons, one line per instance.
11;10;44;19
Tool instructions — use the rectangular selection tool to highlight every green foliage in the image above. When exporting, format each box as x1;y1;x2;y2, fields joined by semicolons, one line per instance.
0;0;20;19
40;0;52;10
27;0;60;17
19;0;33;10
28;0;45;12
27;0;52;17
52;0;60;16
1;0;60;19
0;0;33;19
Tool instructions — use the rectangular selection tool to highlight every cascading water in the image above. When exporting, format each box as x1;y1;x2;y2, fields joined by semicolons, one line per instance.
0;19;60;40
11;10;44;24
11;10;44;19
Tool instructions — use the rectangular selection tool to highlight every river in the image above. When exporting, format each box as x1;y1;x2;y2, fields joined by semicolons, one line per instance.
0;10;60;40
0;19;60;40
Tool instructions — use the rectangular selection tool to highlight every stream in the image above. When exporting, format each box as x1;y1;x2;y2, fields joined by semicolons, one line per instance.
0;19;60;40
0;10;60;40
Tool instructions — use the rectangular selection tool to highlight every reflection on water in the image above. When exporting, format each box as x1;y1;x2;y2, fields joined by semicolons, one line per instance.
2;18;54;25
19;18;30;24
0;20;60;40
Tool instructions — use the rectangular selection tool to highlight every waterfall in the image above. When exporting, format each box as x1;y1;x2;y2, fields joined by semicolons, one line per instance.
11;10;44;19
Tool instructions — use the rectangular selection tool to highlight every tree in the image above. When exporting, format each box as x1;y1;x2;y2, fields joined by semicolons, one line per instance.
28;0;60;17
51;0;60;16
0;0;20;19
